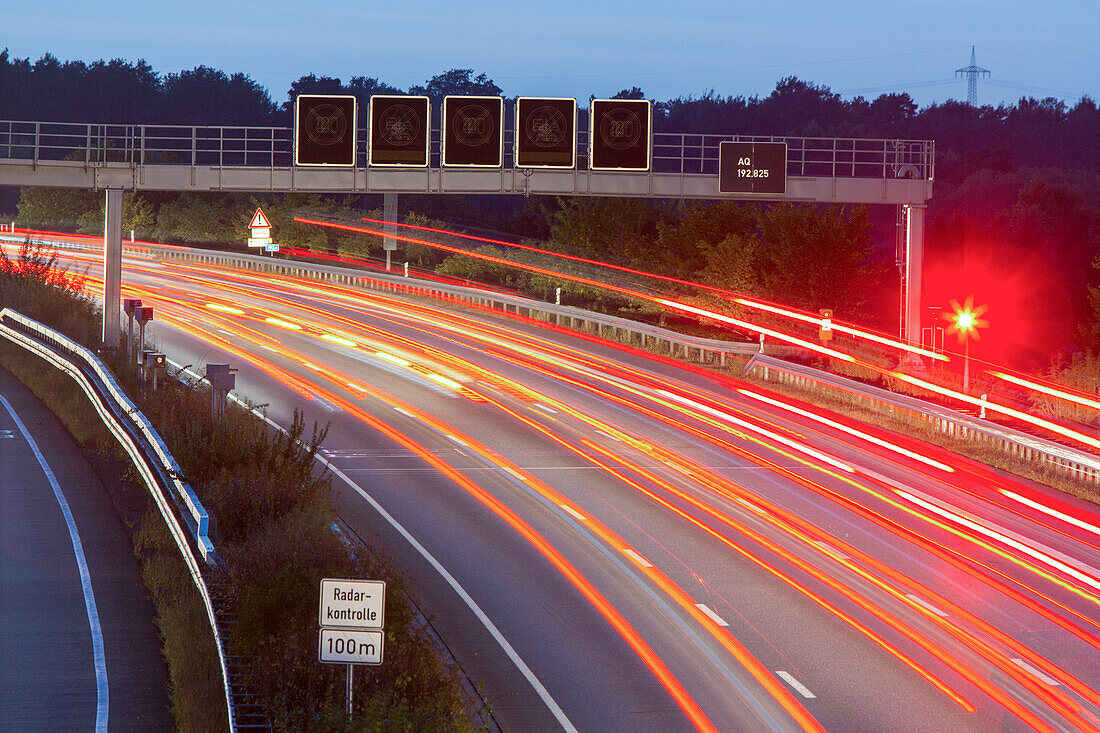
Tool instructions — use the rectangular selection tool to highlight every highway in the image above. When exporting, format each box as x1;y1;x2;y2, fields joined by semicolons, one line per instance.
22;241;1100;731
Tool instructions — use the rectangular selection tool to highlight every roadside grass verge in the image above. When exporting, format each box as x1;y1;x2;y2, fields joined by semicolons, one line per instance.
126;376;474;730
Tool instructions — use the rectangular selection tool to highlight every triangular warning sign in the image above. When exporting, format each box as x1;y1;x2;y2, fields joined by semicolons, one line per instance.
249;208;271;229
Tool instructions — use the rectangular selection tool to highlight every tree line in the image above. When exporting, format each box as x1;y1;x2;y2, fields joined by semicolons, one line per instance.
3;50;1098;178
2;51;1098;379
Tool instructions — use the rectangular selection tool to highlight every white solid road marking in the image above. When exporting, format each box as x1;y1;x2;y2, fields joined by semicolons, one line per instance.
0;394;109;731
905;593;948;617
695;603;730;627
812;540;849;561
560;504;587;523
622;548;653;568
735;496;768;515
310;395;339;412
503;466;529;482
1010;658;1061;686
327;459;578;732
776;670;816;698
445;433;468;448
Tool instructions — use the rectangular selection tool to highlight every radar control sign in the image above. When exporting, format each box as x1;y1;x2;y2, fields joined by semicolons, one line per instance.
295;95;357;167
319;579;384;628
318;578;385;666
370;96;429;166
719;141;787;195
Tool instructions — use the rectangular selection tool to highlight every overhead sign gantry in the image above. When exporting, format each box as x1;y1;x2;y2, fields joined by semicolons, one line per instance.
0;101;934;349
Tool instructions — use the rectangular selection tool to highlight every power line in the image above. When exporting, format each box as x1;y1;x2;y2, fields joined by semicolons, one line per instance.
984;78;1088;101
979;46;1100;71
837;79;957;96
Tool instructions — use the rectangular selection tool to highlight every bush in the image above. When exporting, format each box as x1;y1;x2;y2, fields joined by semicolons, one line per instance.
0;239;99;346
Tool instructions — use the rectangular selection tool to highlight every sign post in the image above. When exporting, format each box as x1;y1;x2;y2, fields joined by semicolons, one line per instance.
247;208;276;253
318;578;385;723
819;309;833;342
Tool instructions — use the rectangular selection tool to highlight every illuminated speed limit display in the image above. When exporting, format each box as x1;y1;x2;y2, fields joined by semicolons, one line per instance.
589;99;651;171
294;95;357;166
442;96;504;167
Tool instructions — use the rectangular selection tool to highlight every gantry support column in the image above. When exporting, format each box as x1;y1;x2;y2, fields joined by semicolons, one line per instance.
383;193;398;271
904;203;926;349
102;188;123;348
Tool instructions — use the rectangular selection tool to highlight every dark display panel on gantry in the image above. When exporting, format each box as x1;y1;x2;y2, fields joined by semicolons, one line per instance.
515;97;577;168
295;95;357;166
442;96;504;167
369;96;430;166
589;99;651;171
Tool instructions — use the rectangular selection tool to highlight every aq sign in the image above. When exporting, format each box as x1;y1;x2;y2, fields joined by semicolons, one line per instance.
719;141;787;194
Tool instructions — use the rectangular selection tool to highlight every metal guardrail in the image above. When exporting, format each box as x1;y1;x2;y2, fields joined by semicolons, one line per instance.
744;353;1100;483
151;243;790;364
0;118;935;181
0;308;214;554
0;308;237;731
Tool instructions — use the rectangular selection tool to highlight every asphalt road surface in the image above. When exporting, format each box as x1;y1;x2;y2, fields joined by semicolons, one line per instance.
17;241;1100;732
0;367;170;732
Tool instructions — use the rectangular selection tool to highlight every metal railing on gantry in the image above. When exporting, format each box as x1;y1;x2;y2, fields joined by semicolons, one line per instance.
0;118;934;183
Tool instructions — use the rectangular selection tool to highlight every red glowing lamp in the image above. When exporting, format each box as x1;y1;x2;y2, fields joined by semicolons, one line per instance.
944;296;988;394
945;296;988;342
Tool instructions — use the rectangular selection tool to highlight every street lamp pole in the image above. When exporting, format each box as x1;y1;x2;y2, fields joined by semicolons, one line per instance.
963;337;970;394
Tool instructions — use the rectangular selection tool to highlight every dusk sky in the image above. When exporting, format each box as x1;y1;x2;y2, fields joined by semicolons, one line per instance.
4;0;1097;107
